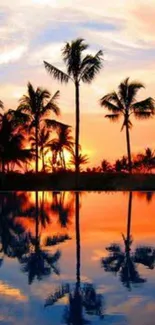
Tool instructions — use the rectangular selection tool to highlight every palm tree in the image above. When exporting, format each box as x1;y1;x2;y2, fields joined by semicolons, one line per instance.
44;38;103;183
30;126;51;172
114;156;128;173
0;111;33;173
18;82;61;173
69;152;89;171
100;78;155;172
101;159;112;172
135;147;155;173
49;126;74;170
101;192;155;290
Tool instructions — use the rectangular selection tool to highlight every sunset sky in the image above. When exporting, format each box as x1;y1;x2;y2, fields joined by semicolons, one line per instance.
0;0;155;166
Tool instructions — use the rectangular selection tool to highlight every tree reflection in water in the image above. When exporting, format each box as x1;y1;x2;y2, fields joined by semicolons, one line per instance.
0;191;72;284
45;192;105;324
101;192;155;290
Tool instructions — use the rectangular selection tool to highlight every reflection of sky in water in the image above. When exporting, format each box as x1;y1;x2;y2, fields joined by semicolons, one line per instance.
0;191;155;324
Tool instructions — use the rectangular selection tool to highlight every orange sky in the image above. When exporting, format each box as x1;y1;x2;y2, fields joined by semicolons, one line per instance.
60;112;155;167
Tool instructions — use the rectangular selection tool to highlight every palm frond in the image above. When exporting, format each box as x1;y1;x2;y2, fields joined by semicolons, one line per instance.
0;100;4;109
100;92;124;111
44;61;69;83
105;114;120;122
132;97;155;113
134;111;154;120
80;50;103;83
100;100;121;113
121;118;132;131
45;284;70;307
62;38;89;78
127;81;145;106
44;119;69;129
44;95;60;116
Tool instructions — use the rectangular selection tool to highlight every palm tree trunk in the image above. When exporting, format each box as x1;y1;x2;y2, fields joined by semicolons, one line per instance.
125;121;132;173
42;149;45;172
62;149;66;170
59;151;63;169
75;192;80;289
75;81;80;186
35;191;39;252
126;191;132;249
2;159;5;174
35;118;39;173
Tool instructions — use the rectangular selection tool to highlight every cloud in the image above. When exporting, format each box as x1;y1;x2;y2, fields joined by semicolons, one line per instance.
0;45;27;64
0;281;27;301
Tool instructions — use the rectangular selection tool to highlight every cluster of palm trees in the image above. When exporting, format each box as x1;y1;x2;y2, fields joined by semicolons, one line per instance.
1;38;155;175
99;148;155;173
0;83;76;173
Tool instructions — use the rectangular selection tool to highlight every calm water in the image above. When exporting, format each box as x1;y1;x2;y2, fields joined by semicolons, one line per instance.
0;191;155;324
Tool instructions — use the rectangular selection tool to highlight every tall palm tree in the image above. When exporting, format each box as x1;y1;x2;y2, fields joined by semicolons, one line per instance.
100;78;155;172
44;38;103;183
18;83;61;173
101;192;155;290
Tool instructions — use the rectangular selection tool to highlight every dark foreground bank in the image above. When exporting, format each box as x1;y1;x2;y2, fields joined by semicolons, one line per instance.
0;172;155;190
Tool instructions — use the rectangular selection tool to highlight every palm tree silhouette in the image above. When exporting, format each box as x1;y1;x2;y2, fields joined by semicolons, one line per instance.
44;38;103;183
19;191;61;284
0;192;29;261
18;83;61;173
69;153;89;171
135;147;155;172
100;78;155;172
101;159;112;172
30;126;51;172
101;192;155;290
0;110;32;172
45;192;104;324
49;126;74;170
51;192;75;227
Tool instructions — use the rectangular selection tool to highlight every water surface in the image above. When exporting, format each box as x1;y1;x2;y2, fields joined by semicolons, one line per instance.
0;191;155;325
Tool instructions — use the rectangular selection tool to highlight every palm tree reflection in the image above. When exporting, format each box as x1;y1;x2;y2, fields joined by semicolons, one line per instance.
19;191;61;284
51;192;74;228
0;192;28;262
45;192;104;324
101;192;155;290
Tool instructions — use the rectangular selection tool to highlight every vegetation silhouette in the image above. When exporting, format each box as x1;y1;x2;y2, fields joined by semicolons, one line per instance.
51;191;75;227
45;192;104;324
101;192;155;290
18;83;61;173
49;125;74;171
0;192;30;261
18;191;70;284
100;78;155;173
0;110;33;173
44;38;103;183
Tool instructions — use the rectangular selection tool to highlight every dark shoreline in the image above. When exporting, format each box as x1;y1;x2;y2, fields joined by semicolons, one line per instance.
0;172;155;191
